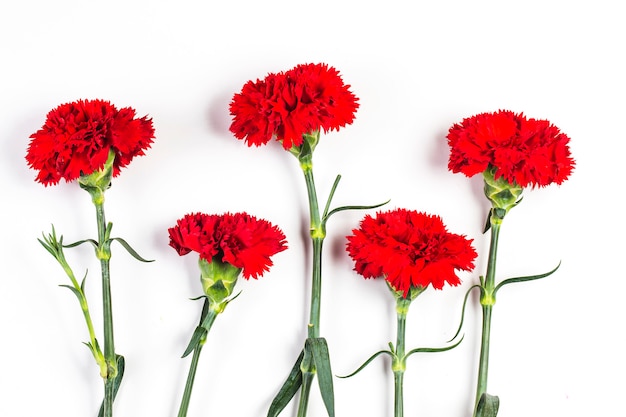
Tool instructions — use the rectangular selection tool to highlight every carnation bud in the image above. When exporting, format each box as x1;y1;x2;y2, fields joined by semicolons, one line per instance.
198;257;241;311
78;149;115;204
482;166;523;223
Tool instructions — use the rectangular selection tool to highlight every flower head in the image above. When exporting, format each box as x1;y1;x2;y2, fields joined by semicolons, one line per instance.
168;212;288;280
446;110;574;188
26;99;155;186
229;63;359;150
346;209;477;297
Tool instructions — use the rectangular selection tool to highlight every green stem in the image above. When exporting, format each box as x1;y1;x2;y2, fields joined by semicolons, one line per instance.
177;307;218;417
94;199;116;417
296;372;314;417
393;297;410;417
309;237;323;339
301;161;323;339
52;246;106;374
474;219;501;414
393;372;404;417
296;147;325;416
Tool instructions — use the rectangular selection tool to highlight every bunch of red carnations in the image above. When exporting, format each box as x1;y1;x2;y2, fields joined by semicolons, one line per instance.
26;63;574;417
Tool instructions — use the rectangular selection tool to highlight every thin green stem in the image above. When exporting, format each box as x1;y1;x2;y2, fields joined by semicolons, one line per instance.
94;200;116;417
475;305;493;408
178;308;218;417
474;219;501;414
301;163;323;339
296;372;314;417
309;237;323;339
46;236;107;374
297;150;325;417
393;297;410;417
393;372;404;417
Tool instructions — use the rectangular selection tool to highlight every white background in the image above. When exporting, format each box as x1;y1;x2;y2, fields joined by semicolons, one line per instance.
1;1;624;416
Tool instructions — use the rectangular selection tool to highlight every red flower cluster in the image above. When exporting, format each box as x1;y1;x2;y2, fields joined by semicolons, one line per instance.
229;63;359;149
168;212;288;279
26;99;155;186
346;209;477;296
447;110;575;188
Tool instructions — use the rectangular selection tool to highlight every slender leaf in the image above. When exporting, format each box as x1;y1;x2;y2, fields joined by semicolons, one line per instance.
494;262;561;295
483;209;492;233
97;355;125;417
63;238;98;249
307;337;335;417
110;237;154;262
405;335;465;359
38;237;59;258
59;284;82;301
476;393;499;417
336;349;392;378
182;326;207;358
324;199;390;223
267;349;304;417
449;284;482;342
321;174;342;220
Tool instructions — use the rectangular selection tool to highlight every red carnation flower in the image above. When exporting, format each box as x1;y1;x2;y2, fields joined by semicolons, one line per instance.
26;99;155;186
229;63;359;149
446;110;574;188
168;212;288;279
346;209;477;296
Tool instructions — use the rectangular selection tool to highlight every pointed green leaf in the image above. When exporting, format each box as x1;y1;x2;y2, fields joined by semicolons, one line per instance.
449;284;482;342
63;238;99;249
405;335;465;359
336;349;392;378
476;393;499;417
110;237;154;262
97;355;125;417
483;209;492;233
324;199;390;223
321;174;342;220
307;337;335;417
494;262;561;295
181;326;207;358
59;284;82;301
199;297;209;322
181;297;211;358
267;349;304;417
38;237;59;258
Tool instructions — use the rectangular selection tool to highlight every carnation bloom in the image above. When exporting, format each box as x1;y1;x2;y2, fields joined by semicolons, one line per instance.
346;209;477;296
168;212;288;279
446;110;574;188
26;99;155;186
229;63;359;149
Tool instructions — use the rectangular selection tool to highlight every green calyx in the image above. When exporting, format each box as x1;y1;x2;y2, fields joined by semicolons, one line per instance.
482;166;523;223
388;281;427;306
79;149;115;204
287;130;320;165
198;257;241;311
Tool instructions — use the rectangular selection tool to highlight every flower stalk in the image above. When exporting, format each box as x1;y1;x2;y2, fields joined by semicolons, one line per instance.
177;302;219;417
392;296;411;417
79;151;119;417
38;227;107;376
338;283;464;417
470;168;561;417
473;217;500;413
296;133;327;416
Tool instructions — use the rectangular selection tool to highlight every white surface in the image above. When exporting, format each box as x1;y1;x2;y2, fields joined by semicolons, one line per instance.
1;1;623;416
